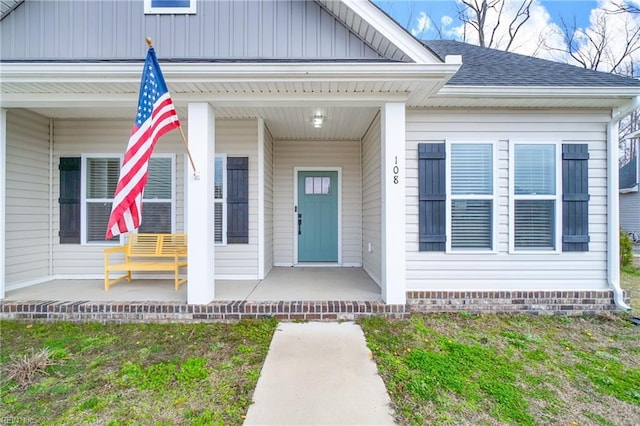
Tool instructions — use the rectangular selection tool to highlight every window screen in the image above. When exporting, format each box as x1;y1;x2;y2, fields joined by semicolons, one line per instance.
450;143;494;250
513;144;557;250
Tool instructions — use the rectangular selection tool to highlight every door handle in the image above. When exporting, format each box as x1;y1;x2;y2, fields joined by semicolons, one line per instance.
298;213;302;235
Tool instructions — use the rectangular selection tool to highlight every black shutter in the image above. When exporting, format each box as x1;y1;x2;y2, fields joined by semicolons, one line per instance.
418;143;446;251
59;157;81;244
562;144;590;251
227;157;249;244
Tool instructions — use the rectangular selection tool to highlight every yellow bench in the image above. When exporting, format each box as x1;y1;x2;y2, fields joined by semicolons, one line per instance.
104;233;188;291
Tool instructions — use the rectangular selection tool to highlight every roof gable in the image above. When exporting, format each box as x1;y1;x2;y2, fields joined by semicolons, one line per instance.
425;39;640;88
1;0;384;61
0;0;440;64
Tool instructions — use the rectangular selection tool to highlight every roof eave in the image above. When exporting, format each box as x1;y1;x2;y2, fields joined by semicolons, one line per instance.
424;85;640;108
439;85;640;97
0;61;461;83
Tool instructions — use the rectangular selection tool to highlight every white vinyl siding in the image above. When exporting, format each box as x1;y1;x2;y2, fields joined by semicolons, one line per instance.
52;119;184;277
361;113;382;285
406;109;610;291
52;118;258;278
5;110;51;286
620;155;640;236
263;126;274;276
620;191;640;236
273;140;362;266
214;120;259;278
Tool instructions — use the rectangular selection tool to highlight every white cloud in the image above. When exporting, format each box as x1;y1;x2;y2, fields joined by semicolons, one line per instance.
443;0;565;59
403;0;639;75
441;15;454;27
568;0;640;74
411;11;432;37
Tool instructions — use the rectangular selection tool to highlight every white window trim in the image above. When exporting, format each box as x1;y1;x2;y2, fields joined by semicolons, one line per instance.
141;153;176;235
508;141;562;254
144;0;196;14
445;140;498;254
215;154;227;246
81;154;122;246
293;167;343;266
80;153;176;246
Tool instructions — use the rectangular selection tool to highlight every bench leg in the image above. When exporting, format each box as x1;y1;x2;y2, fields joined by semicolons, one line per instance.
105;270;132;291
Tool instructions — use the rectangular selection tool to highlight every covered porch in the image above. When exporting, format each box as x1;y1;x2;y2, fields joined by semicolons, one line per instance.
1;57;460;307
1;267;407;322
4;267;382;303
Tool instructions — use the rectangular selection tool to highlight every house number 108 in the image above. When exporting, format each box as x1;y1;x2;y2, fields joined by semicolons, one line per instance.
393;156;400;184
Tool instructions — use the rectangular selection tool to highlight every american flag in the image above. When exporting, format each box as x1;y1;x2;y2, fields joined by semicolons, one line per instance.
106;47;180;239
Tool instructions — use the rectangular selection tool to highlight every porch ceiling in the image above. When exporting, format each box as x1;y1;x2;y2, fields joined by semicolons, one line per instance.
22;105;379;141
1;61;458;140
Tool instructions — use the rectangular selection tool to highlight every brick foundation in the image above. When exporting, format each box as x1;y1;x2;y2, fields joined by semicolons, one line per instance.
0;300;408;323
406;290;625;315
0;290;627;323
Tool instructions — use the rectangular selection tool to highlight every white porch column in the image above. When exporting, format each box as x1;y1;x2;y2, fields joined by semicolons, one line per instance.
0;109;6;299
187;103;215;304
257;118;265;279
381;103;406;304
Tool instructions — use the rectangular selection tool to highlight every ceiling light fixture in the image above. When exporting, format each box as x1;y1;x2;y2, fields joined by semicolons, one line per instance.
311;114;324;129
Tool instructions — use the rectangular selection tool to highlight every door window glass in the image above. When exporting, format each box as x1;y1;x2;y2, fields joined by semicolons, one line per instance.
305;176;331;195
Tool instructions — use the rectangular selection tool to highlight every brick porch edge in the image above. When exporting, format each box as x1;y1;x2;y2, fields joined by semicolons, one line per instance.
0;300;407;322
407;290;625;315
0;290;626;322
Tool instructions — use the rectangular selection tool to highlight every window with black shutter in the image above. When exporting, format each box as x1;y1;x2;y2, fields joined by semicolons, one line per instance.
59;157;81;244
562;144;590;251
227;157;249;244
418;143;446;251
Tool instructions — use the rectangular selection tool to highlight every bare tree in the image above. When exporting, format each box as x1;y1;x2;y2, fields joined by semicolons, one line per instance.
546;10;640;76
456;0;534;51
543;5;640;166
608;1;640;15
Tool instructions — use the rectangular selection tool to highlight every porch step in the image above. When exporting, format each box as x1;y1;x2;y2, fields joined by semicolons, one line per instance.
0;300;408;322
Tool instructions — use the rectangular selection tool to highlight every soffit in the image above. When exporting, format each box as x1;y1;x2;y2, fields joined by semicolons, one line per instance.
25;105;380;141
316;0;410;62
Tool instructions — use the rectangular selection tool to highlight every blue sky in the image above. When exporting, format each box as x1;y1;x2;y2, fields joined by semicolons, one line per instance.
374;0;598;40
372;0;640;74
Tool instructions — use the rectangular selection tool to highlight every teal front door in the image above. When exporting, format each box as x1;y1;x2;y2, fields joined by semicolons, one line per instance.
297;171;338;262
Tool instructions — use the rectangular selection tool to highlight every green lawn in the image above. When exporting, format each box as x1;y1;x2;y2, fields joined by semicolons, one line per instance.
622;260;640;313
2;267;639;425
361;312;640;425
1;319;278;425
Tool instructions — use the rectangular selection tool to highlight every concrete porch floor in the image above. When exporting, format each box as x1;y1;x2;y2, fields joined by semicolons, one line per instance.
4;267;382;303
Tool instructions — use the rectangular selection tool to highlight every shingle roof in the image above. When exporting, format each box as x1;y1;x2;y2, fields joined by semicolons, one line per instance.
424;39;640;87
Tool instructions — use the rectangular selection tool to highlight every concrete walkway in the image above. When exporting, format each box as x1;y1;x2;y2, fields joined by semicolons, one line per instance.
244;322;396;426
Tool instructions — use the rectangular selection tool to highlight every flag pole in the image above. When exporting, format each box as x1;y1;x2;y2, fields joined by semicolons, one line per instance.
146;37;200;180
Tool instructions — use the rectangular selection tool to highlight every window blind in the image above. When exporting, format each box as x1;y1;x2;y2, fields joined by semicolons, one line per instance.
450;143;494;250
514;144;555;195
451;200;492;249
451;144;492;195
514;200;555;249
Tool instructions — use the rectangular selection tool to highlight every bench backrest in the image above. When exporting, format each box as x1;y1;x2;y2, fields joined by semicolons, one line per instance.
160;234;188;255
127;233;187;257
